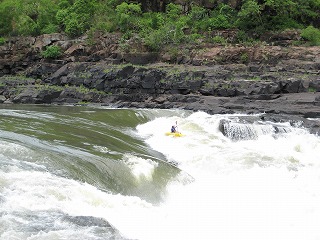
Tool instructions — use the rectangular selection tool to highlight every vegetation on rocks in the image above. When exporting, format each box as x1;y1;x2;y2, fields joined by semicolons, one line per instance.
0;0;319;50
301;26;320;46
41;45;62;59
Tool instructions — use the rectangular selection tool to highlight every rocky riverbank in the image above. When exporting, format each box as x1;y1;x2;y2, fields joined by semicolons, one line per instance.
0;33;319;134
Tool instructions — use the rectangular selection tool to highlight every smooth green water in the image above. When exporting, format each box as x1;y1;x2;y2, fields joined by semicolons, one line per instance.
0;105;181;203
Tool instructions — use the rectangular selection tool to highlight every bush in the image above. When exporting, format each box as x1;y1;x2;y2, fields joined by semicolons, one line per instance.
211;36;226;44
301;26;320;46
166;3;182;20
41;45;62;59
41;24;59;34
64;13;85;36
188;6;207;22
235;30;255;44
240;52;249;63
15;15;39;36
0;37;6;45
115;2;142;32
207;15;233;30
56;0;97;37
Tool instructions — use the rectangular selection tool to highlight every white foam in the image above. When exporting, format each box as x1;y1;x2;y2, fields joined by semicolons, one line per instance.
122;154;158;181
133;111;320;240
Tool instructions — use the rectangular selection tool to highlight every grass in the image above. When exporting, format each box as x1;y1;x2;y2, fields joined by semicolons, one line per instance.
0;37;6;45
74;85;107;95
308;87;316;92
35;84;64;91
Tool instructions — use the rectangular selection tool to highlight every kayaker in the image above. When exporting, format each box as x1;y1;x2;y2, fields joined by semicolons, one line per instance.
171;121;179;133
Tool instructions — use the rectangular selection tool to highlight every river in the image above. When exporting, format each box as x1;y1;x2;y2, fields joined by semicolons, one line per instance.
0;105;319;240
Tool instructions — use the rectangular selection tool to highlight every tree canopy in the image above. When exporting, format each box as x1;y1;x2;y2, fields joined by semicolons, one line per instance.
0;0;319;47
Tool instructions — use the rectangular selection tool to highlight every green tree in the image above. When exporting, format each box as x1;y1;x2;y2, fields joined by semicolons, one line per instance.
262;0;301;29
115;2;142;32
237;0;262;30
166;3;182;21
237;0;320;32
56;0;97;36
1;0;320;47
208;4;236;30
0;0;59;36
292;0;320;26
0;0;17;35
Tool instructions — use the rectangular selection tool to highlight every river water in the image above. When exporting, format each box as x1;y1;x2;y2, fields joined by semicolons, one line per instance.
0;105;319;240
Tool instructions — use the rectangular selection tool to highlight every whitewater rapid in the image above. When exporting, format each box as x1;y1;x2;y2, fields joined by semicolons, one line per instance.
0;107;319;240
133;111;320;240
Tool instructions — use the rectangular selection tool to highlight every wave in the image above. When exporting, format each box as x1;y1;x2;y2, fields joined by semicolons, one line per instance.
0;106;319;240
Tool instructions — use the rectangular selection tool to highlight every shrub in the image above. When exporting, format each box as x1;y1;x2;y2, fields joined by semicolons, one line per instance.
240;52;249;63
0;37;6;45
41;24;59;34
236;0;262;30
211;36;226;44
41;45;62;59
15;15;39;36
188;6;207;22
64;13;84;36
166;3;182;21
207;15;232;30
115;2;142;32
308;87;316;92
235;30;255;44
143;27;169;51
143;21;187;51
56;0;97;37
301;26;320;46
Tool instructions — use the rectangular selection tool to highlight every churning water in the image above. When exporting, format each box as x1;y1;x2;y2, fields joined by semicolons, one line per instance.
0;105;319;240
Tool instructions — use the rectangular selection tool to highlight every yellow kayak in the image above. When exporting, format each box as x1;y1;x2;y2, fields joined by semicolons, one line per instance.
165;132;184;137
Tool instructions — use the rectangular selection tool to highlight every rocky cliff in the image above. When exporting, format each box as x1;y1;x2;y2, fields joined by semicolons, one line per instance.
0;32;319;134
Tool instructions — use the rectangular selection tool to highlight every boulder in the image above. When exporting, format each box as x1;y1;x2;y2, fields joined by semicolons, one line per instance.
34;33;68;50
123;52;159;65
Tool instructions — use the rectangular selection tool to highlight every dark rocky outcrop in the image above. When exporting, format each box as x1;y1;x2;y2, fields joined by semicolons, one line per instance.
0;33;319;135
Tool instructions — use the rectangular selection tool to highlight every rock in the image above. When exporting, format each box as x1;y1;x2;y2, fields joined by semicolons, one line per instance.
0;95;6;103
35;89;62;103
123;52;159;65
65;43;85;56
26;63;62;79
283;79;306;93
1;33;320;135
12;88;36;103
34;33;68;50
